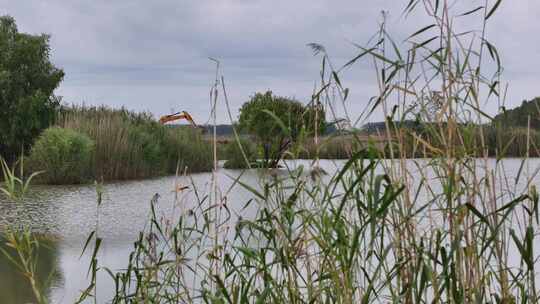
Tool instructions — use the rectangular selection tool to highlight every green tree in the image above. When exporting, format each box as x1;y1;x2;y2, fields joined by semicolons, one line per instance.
493;97;540;129
0;16;64;162
238;91;325;166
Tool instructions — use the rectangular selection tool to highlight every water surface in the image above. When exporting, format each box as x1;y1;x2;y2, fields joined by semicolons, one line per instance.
1;158;539;303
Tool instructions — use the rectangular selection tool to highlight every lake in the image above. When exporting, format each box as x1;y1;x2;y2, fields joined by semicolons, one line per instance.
0;158;539;303
0;159;346;303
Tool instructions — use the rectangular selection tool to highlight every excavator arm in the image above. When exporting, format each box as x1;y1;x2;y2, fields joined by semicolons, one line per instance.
159;110;206;134
159;111;198;128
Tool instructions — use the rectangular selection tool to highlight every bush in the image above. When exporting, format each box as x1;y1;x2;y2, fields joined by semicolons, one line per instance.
238;91;325;167
223;138;258;169
28;127;94;184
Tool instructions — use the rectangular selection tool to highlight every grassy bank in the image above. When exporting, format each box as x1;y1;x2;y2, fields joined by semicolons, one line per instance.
295;135;373;159
219;124;540;162
383;124;540;158
27;105;212;184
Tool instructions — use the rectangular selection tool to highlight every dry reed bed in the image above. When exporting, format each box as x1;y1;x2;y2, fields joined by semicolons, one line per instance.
55;105;212;182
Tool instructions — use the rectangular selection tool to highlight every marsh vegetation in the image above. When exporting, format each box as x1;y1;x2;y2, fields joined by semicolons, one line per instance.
3;0;540;303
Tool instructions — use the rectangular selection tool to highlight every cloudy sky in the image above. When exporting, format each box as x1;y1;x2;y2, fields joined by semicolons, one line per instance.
1;0;539;124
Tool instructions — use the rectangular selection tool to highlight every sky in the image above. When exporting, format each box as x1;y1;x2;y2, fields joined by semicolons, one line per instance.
1;0;539;125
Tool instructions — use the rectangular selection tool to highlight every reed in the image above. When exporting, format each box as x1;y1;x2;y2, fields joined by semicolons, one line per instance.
69;1;539;302
0;230;56;304
222;137;258;169
52;105;212;182
295;135;366;159
0;155;41;201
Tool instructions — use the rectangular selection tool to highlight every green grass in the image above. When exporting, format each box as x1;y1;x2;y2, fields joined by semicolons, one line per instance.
0;155;41;201
0;231;59;304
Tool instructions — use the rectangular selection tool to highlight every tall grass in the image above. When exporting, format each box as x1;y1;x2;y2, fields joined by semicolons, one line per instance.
485;126;540;157
222;137;258;169
295;135;379;159
380;124;540;158
67;1;540;302
0;231;58;304
5;0;540;303
297;125;540;159
52;105;212;181
0;155;41;201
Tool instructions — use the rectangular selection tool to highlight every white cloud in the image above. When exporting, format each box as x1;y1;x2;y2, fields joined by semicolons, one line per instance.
1;0;538;123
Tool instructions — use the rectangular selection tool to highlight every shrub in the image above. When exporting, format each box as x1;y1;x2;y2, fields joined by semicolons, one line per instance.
223;138;258;169
238;91;325;166
28;127;94;184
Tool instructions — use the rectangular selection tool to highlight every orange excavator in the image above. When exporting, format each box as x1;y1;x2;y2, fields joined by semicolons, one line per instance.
159;111;197;126
159;111;206;133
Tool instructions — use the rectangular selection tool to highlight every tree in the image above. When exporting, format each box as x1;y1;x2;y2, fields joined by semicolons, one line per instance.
493;97;540;129
238;91;325;166
0;16;64;162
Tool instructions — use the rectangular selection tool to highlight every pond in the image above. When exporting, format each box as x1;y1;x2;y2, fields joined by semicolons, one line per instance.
1;158;539;303
0;159;346;303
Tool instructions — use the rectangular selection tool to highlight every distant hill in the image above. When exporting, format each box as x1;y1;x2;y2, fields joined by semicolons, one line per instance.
361;120;421;134
493;97;540;128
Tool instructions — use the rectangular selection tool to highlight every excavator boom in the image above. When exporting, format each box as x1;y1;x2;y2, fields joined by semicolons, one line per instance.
159;110;207;134
159;111;198;127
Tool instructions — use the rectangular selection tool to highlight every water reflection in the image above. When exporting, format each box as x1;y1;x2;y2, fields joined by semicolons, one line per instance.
0;234;62;303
